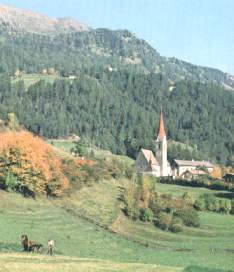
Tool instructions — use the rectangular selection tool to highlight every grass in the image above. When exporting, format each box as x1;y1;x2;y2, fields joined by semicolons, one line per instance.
155;183;229;198
48;139;134;166
0;253;181;272
0;142;233;271
48;139;75;153
0;178;233;271
12;74;60;89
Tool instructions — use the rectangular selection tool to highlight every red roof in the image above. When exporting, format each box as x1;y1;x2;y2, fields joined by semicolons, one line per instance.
141;148;159;166
157;109;166;140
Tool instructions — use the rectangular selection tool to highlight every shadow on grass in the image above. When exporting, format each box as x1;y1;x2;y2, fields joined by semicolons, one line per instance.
215;192;234;200
184;266;234;272
0;242;21;252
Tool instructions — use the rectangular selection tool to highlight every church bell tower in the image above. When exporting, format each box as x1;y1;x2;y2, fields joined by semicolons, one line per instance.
155;109;168;176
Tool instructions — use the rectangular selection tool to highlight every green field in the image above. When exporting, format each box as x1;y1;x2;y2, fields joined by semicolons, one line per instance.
12;74;60;89
0;141;233;271
0;177;233;272
48;139;134;165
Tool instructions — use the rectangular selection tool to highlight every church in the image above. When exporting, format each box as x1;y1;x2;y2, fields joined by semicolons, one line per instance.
135;110;214;177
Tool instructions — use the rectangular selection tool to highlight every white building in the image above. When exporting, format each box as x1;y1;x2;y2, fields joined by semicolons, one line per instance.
136;109;171;177
135;109;214;178
172;160;214;177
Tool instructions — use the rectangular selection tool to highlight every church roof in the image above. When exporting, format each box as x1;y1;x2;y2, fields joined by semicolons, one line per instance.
141;148;159;166
174;159;214;168
157;109;166;140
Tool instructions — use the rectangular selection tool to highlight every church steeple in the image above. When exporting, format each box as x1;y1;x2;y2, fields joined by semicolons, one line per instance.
157;108;166;141
155;108;168;176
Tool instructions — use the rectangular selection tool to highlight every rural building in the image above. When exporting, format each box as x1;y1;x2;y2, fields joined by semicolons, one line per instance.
136;110;171;177
135;110;214;178
172;160;214;177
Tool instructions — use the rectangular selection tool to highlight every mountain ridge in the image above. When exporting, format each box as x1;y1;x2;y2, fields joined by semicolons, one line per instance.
0;4;233;89
0;4;90;34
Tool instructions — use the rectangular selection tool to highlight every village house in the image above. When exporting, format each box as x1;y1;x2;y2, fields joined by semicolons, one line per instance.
172;160;214;178
135;110;214;178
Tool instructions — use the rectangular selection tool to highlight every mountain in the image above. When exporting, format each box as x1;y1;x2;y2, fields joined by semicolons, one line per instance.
0;5;233;89
0;5;233;166
0;4;90;35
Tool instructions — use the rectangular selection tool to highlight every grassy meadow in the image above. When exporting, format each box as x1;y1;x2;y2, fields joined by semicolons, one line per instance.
12;73;61;89
0;180;234;271
0;141;233;271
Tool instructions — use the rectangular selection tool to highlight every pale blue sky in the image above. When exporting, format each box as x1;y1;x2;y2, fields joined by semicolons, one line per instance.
2;0;234;74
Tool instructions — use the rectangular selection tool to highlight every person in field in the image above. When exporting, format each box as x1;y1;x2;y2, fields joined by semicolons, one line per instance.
47;239;55;255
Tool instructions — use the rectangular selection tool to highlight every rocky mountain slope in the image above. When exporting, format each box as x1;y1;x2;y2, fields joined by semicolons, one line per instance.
0;4;90;35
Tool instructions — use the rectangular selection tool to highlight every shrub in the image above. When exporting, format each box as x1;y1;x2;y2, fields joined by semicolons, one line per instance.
218;199;231;214
149;197;163;216
160;194;185;213
0;132;69;196
183;192;195;206
169;223;183;233
231;200;234;215
169;216;183;233
123;181;140;220
124;206;140;221
154;212;172;231
194;193;233;214
194;196;206;211
5;172;19;191
174;209;200;227
139;208;154;222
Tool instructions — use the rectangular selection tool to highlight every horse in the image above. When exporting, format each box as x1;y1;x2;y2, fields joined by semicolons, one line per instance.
21;234;43;253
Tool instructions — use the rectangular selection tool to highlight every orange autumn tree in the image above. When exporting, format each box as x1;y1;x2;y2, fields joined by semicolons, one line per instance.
211;166;222;179
0;131;69;196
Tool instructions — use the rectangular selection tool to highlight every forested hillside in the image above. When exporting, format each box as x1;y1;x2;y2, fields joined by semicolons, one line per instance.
0;72;233;165
0;11;233;166
0;28;233;88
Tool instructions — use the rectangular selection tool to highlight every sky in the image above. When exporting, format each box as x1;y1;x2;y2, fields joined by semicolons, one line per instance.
1;0;234;74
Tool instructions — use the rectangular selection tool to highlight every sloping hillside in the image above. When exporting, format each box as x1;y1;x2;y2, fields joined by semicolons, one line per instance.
0;179;233;271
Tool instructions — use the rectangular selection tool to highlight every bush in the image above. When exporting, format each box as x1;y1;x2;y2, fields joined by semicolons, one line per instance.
124;206;140;221
5;172;19;191
183;192;195;206
148;195;163;216
174;209;200;227
169;223;183;233
194;196;206;211
154;212;172;231
230;200;234;215
139;208;154;222
194;193;232;214
123;181;140;221
169;217;183;233
218;199;231;214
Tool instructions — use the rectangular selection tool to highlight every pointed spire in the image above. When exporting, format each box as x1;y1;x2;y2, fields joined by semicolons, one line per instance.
157;108;166;140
